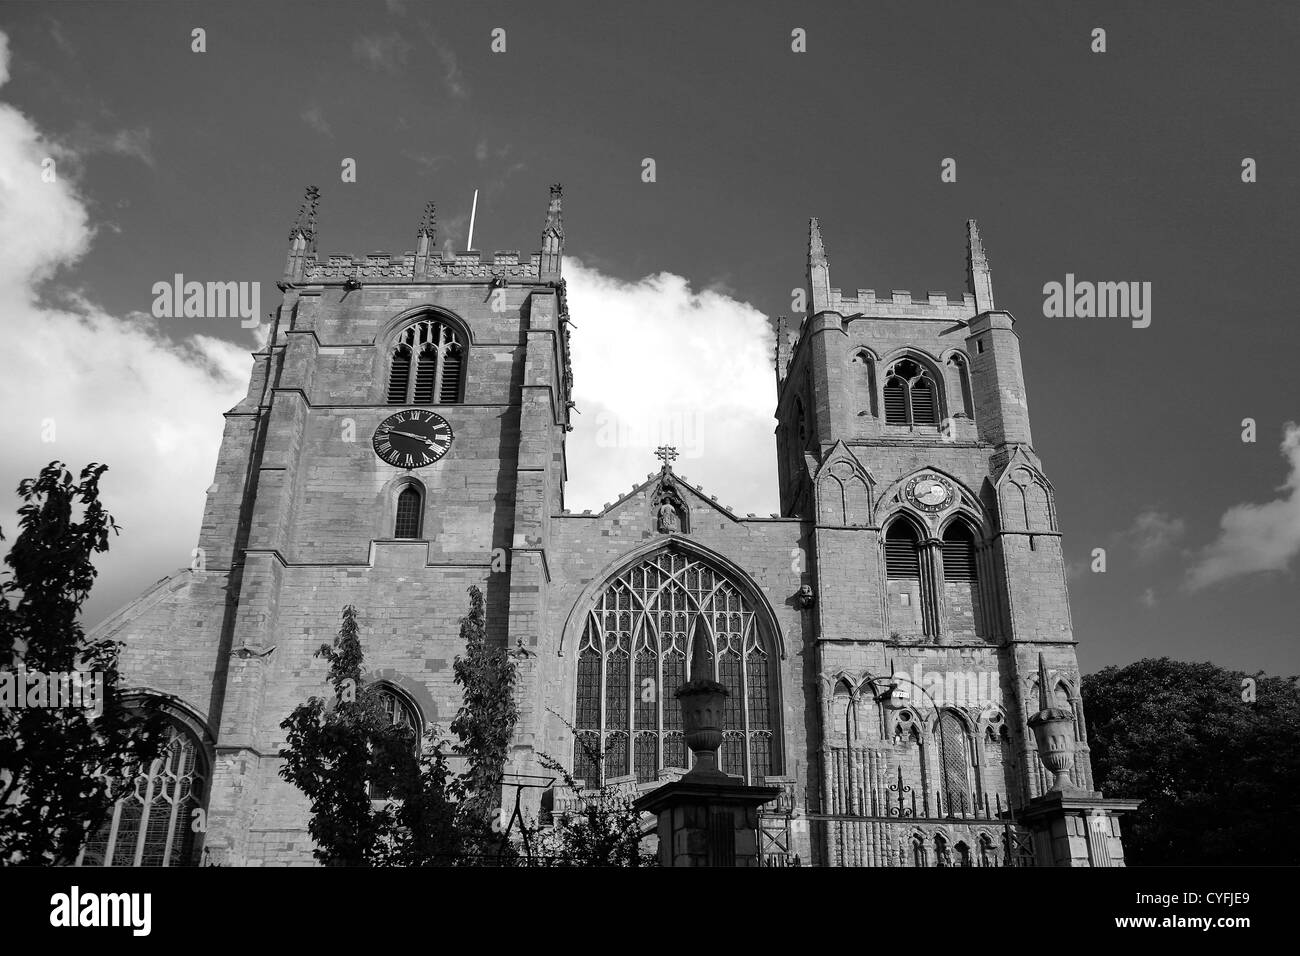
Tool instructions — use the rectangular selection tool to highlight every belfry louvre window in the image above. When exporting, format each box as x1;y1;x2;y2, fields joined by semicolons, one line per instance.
386;317;464;404
78;719;206;867
883;358;940;427
573;549;778;787
394;485;422;538
885;522;922;578
941;522;976;581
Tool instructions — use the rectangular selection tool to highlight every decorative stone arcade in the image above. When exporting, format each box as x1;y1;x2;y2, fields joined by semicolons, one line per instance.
1016;655;1141;866
634;627;780;866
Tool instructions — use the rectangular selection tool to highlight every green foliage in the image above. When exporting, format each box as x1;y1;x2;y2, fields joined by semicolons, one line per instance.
450;585;519;824
1083;657;1300;864
375;726;473;865
0;462;166;864
533;712;655;867
281;587;522;866
279;605;419;866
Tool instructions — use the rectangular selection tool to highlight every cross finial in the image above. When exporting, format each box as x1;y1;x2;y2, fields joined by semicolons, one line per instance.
654;445;678;469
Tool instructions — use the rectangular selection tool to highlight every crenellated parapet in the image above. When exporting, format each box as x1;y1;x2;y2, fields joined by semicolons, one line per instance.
300;250;545;283
279;183;564;287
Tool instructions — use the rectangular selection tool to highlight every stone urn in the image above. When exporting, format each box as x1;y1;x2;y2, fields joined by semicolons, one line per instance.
1027;653;1076;791
676;677;730;779
1028;707;1077;791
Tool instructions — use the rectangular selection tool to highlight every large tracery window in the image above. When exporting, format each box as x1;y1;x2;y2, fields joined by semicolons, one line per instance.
573;549;779;787
79;717;207;867
883;358;940;427
386;316;464;405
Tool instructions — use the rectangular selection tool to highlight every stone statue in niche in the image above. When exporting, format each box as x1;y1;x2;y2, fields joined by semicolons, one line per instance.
657;501;681;533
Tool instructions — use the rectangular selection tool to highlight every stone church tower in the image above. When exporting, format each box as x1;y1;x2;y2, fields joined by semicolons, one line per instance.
84;189;1122;868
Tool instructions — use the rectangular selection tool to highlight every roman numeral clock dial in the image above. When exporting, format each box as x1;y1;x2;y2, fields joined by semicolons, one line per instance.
372;410;453;468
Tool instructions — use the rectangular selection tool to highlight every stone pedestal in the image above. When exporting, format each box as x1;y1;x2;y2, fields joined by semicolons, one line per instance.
1015;791;1141;867
634;778;781;867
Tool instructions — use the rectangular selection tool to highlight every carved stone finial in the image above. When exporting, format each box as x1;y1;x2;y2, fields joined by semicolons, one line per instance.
417;200;437;239
543;183;564;237
966;219;995;311
688;617;712;682
808;216;826;265
290;185;321;240
967;218;988;268
807;217;831;313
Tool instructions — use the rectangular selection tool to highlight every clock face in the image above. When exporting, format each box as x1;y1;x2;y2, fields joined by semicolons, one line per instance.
905;474;953;513
373;410;453;469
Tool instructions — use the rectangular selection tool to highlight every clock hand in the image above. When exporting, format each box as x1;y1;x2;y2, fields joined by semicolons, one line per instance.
390;429;434;442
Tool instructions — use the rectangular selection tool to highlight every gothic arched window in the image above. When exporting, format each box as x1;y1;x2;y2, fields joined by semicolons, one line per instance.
78;717;207;867
394;484;422;539
941;520;985;640
572;548;779;787
947;353;974;419
851;350;878;418
386;316;465;404
885;519;928;637
370;686;421;799
883;358;940;427
937;710;973;815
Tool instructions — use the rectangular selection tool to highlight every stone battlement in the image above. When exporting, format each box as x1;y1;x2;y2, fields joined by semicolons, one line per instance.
298;249;544;284
829;288;978;319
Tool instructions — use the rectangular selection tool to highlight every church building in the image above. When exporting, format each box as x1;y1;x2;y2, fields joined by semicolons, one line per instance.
84;185;1117;867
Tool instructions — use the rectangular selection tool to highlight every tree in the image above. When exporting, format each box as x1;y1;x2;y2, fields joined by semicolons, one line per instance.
280;588;520;866
0;462;166;864
1083;657;1300;864
532;712;656;867
279;605;415;866
378;728;467;865
449;585;519;825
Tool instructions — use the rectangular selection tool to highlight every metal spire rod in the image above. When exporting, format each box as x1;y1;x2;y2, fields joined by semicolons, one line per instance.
467;188;479;251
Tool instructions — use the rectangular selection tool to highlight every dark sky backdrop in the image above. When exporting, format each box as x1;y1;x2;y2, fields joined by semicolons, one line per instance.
1;0;1297;676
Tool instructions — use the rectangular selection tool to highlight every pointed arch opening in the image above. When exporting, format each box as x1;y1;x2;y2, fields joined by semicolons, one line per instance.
936;709;973;816
368;682;423;799
940;517;986;640
78;704;210;868
884;516;929;638
946;352;975;420
851;349;878;418
385;314;466;405
883;357;943;428
570;546;781;787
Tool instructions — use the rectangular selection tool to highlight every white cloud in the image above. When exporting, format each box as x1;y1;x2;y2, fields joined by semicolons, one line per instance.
422;26;467;99
301;105;331;137
1125;509;1185;563
62;122;155;167
0;32;250;627
352;33;411;73
563;260;779;516
1187;423;1300;589
1139;587;1157;608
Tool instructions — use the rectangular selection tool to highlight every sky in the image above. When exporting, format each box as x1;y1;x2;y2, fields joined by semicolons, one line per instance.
0;1;1297;677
